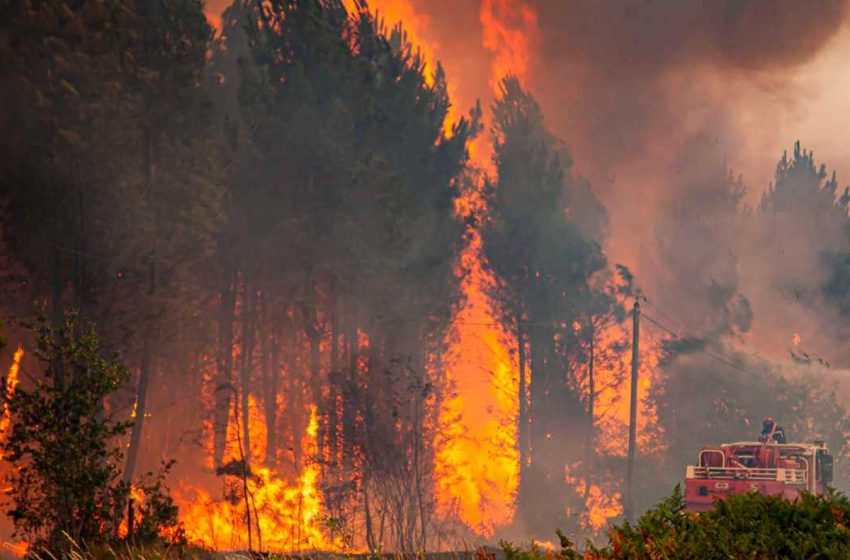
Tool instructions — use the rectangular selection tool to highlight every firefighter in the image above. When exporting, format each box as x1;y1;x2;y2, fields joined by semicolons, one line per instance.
759;416;786;444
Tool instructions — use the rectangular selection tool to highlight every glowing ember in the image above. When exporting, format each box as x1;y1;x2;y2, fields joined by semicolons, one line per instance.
0;540;27;558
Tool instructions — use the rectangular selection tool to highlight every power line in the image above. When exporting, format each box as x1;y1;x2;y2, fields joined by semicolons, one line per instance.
640;312;679;339
641;298;694;336
641;310;761;378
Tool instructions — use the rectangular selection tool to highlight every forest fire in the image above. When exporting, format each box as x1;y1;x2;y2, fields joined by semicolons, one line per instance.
196;0;636;544
350;0;531;537
347;0;461;136
5;0;850;557
435;194;519;535
595;339;663;456
564;464;622;532
178;406;335;551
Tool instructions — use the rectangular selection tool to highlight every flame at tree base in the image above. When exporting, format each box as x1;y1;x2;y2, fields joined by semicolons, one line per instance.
435;186;519;536
178;405;340;552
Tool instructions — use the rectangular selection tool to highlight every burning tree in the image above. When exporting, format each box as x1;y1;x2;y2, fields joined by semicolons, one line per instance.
482;76;622;535
7;0;850;551
192;0;480;550
0;0;223;496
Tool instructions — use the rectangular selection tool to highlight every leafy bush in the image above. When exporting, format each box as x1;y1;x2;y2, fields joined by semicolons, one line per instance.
590;485;850;559
507;486;850;559
1;311;183;552
130;461;185;545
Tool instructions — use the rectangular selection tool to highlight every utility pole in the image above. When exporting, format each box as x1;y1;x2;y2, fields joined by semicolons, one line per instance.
624;299;640;522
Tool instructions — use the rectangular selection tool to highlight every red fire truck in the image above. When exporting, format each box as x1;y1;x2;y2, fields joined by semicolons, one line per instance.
684;440;833;511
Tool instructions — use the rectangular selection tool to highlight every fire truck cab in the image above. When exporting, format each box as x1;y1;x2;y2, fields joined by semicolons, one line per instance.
684;440;833;511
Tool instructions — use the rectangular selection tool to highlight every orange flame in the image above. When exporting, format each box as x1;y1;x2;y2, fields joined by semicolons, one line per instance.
345;0;461;137
179;405;338;552
564;464;623;532
595;335;663;455
434;182;519;535
0;347;23;458
219;395;268;466
566;320;665;530
430;0;540;536
196;0;658;540
0;540;28;558
480;0;538;91
116;484;147;539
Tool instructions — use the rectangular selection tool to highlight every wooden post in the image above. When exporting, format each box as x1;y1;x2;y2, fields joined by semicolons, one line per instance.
625;300;640;521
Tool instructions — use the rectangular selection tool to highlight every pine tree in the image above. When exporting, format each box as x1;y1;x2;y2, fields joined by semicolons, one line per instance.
483;76;608;533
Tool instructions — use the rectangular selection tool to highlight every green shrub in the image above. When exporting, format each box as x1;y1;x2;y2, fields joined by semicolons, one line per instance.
1;311;183;553
587;485;850;559
508;486;850;559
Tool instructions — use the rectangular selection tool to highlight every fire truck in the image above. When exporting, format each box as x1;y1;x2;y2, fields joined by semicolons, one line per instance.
684;440;833;511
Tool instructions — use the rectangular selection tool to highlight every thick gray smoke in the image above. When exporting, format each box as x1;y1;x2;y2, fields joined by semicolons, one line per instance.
511;1;850;366
401;2;850;352
400;0;850;527
527;0;847;186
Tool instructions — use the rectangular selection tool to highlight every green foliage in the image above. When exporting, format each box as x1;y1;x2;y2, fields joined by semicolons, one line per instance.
587;486;850;559
130;461;184;546
2;311;131;549
556;529;583;560
504;489;850;559
483;75;617;534
761;141;846;219
759;141;850;320
0;312;184;553
500;529;582;560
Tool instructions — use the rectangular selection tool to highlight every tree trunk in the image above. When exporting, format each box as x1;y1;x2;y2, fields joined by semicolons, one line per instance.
264;311;280;467
287;323;303;471
51;246;65;389
583;326;595;506
124;246;157;484
213;268;236;468
240;277;257;465
364;477;376;552
124;336;152;484
529;326;545;469
301;275;322;462
73;160;93;318
517;313;527;475
329;287;339;467
343;306;358;465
